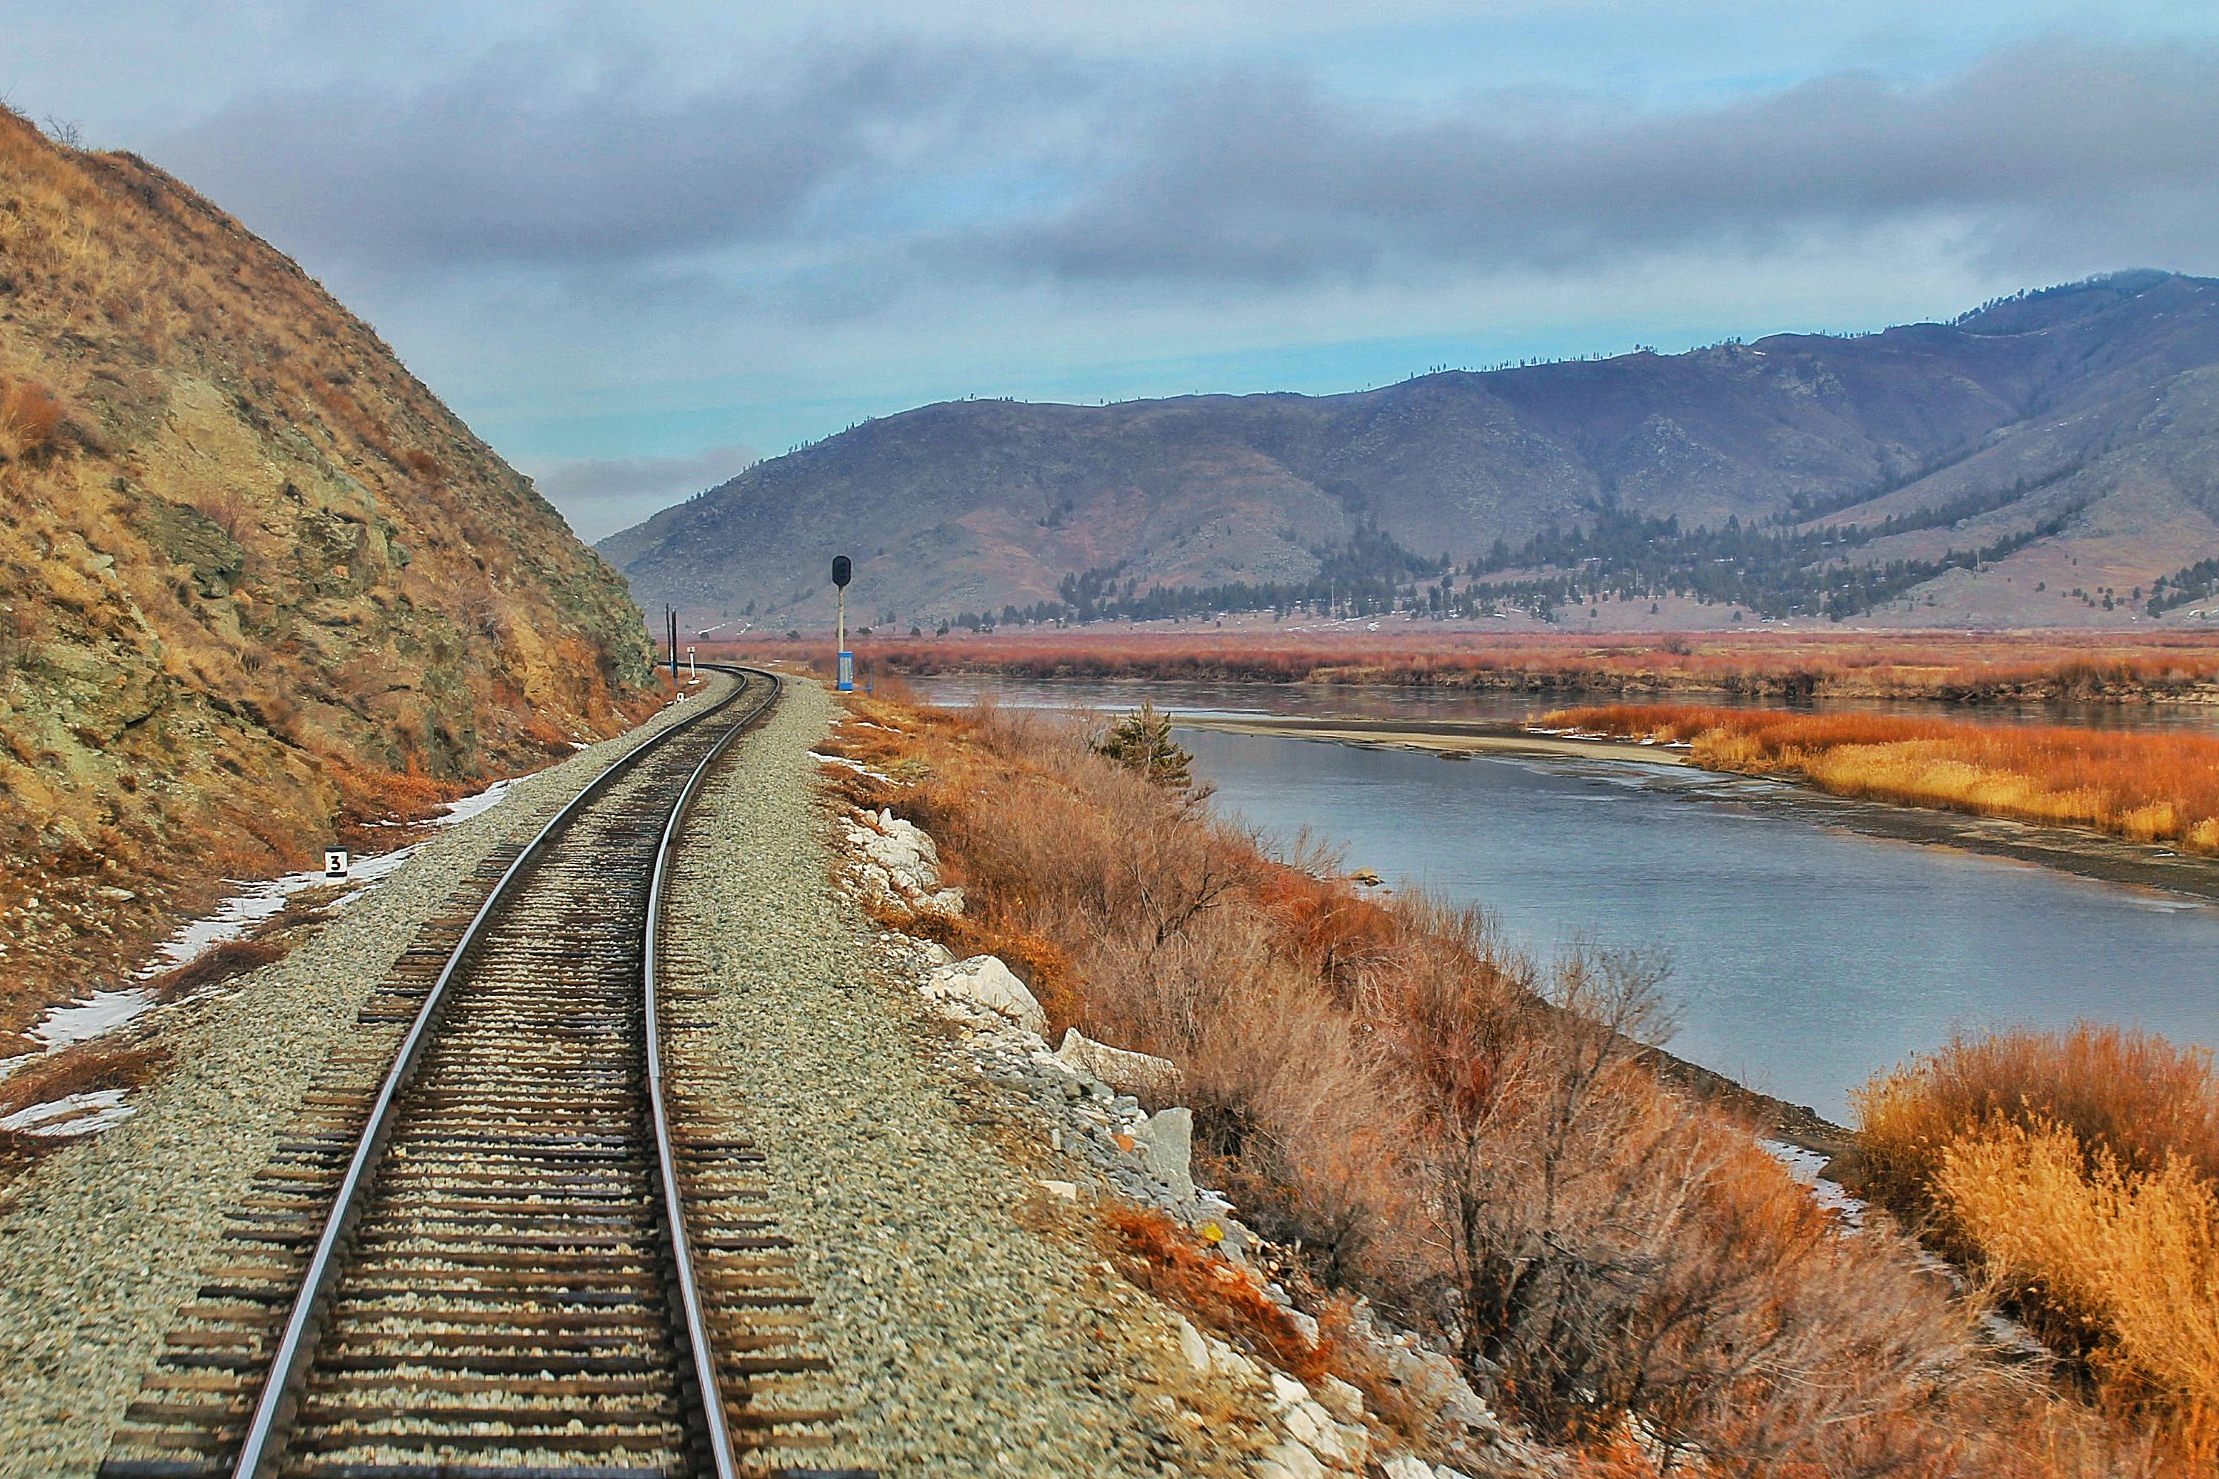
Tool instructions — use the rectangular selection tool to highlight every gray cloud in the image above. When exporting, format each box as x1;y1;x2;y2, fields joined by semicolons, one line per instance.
156;38;1106;273
144;30;2219;306
529;443;759;541
978;38;2219;286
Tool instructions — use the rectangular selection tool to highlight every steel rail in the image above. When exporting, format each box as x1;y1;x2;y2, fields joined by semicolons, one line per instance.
226;664;765;1479
643;665;781;1478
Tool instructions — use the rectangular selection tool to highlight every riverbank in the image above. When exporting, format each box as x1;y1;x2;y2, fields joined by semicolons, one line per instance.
736;630;2219;708
826;687;2155;1472
1175;713;2219;905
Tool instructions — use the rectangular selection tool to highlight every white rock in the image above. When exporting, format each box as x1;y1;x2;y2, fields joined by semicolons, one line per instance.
850;809;944;899
1269;1372;1309;1411
1034;1178;1080;1202
1254;1441;1328;1479
1379;1460;1434;1479
1132;1106;1195;1200
1204;1334;1263;1385
1314;1374;1364;1423
923;955;1046;1034
1173;1315;1210;1373
1383;1340;1500;1435
1283;1399;1365;1467
1056;1027;1180;1100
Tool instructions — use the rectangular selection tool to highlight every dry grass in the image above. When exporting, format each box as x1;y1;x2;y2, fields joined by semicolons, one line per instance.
142;937;288;1002
1101;1204;1332;1382
1940;1125;2219;1431
829;689;2159;1474
1856;1026;2219;1464
0;374;67;461
711;629;2219;704
0;1036;171;1181
1546;702;2219;854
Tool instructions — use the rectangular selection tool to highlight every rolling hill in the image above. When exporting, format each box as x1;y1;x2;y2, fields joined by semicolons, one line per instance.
0;110;655;1038
605;271;2219;631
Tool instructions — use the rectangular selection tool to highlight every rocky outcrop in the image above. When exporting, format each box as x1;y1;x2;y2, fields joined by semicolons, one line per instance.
840;808;965;918
0;109;654;1039
923;955;1046;1035
1056;1027;1181;1102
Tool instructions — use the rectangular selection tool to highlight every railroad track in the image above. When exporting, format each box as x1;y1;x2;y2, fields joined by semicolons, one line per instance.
100;667;866;1479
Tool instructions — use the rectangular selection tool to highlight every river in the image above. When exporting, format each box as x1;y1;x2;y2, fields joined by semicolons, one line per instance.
909;675;2219;1122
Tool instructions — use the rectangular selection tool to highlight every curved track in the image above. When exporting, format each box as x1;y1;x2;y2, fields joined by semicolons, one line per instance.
100;667;862;1479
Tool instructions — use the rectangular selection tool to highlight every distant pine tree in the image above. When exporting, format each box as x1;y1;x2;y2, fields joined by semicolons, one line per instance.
1094;702;1193;790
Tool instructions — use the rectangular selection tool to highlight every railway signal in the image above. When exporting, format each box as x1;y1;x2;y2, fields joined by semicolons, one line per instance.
832;555;854;691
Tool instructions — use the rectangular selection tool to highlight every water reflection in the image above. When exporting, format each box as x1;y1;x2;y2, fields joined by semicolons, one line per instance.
906;673;2219;732
909;675;2219;1121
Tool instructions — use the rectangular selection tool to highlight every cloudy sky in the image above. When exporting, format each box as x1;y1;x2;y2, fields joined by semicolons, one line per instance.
10;2;2219;539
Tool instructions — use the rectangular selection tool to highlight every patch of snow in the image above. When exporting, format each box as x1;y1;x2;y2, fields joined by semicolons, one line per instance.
811;751;894;783
1;1088;135;1137
32;771;528;1062
429;776;516;827
1759;1138;1865;1230
139;872;323;978
135;773;517;983
30;989;156;1050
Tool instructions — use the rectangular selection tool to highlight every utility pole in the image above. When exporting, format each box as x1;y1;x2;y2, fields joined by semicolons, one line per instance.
832;555;854;692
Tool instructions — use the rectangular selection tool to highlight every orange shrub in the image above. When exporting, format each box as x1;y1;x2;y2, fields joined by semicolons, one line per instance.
0;375;66;461
1858;1025;2219;1202
1857;1025;2219;1462
1548;701;2219;853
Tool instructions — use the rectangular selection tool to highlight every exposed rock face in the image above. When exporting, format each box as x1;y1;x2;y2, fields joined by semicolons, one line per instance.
924;955;1047;1035
608;270;2219;629
0;110;654;1036
1131;1106;1195;1201
838;805;965;917
1056;1027;1180;1102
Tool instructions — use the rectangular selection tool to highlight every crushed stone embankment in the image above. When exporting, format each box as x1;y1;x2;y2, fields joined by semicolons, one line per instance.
669;679;1273;1477
0;681;726;1479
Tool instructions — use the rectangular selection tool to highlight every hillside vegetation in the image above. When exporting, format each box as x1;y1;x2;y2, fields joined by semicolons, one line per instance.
0;110;654;1040
827;688;2167;1474
609;271;2219;631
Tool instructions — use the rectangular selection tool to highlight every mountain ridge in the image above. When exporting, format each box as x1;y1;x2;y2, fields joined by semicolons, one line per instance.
606;271;2219;629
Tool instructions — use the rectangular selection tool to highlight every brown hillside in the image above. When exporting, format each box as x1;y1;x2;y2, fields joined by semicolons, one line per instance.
0;110;655;1041
607;271;2219;631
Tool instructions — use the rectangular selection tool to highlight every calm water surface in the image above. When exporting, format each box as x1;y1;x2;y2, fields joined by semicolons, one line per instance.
913;676;2219;1121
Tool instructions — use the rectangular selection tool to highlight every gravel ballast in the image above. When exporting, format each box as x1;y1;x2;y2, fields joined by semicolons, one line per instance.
0;684;725;1479
668;679;1260;1477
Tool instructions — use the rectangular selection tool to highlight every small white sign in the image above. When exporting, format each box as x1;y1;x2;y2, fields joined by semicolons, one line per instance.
323;848;351;880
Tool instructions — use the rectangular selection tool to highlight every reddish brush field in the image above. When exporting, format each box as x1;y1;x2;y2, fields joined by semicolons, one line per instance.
704;629;2219;704
816;683;2174;1473
1547;702;2219;852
